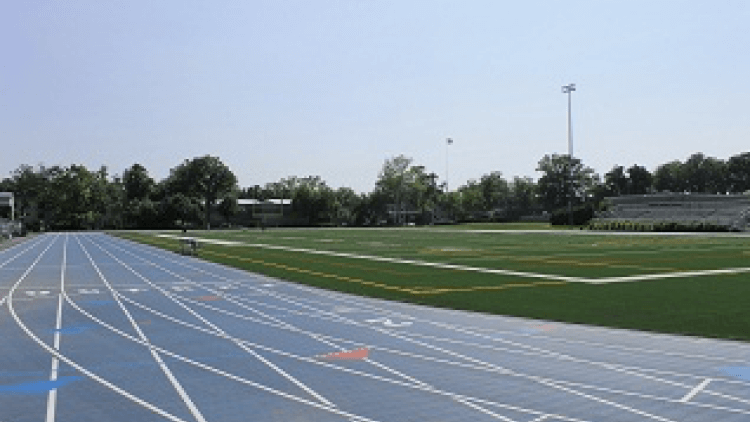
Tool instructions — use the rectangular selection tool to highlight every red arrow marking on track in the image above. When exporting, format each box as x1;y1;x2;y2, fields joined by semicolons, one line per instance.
317;348;369;361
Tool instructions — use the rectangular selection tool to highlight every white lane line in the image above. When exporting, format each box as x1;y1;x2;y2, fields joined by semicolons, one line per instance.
108;242;750;415
223;288;683;422
106;238;437;397
453;398;518;422
0;234;47;271
46;234;68;422
679;378;712;403
6;235;189;422
276;283;750;371
75;236;209;422
85;236;337;409
102;236;578;421
112;235;750;416
60;291;384;422
107;292;590;422
260;293;750;411
121;291;750;418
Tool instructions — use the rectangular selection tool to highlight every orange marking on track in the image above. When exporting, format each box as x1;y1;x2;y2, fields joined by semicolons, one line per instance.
196;295;221;301
317;347;369;361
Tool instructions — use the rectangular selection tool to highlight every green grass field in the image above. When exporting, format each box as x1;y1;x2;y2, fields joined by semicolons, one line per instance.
115;227;750;342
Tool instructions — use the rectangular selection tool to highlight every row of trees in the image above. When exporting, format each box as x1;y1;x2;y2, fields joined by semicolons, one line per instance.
2;151;749;230
0;156;237;231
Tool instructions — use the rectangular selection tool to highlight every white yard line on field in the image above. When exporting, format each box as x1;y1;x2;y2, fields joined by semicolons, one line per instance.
155;234;750;284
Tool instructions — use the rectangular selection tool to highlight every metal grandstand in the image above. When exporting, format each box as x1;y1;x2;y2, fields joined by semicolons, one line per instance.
595;193;750;231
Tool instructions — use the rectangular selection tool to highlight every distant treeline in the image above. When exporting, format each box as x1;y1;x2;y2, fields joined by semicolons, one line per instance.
1;151;749;230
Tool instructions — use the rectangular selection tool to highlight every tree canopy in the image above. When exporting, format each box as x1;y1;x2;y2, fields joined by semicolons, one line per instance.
2;150;749;230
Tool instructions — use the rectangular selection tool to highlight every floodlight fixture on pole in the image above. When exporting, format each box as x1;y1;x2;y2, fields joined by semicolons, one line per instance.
561;83;576;226
445;138;453;192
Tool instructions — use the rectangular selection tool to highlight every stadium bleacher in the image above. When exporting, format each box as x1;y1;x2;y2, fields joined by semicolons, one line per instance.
593;193;750;231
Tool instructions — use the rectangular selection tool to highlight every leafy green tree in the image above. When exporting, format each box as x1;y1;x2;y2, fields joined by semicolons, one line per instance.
332;187;361;225
536;154;597;211
217;195;239;225
47;164;99;229
726;152;750;193
653;160;686;193
508;176;537;218
457;180;485;220
165;156;237;229
627;165;653;195
122;163;155;201
683;153;727;194
479;172;510;214
604;165;629;196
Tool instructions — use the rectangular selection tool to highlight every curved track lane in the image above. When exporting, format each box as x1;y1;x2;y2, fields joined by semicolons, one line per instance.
2;233;750;422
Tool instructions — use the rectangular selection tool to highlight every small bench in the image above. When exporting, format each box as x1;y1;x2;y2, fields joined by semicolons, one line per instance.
180;237;200;256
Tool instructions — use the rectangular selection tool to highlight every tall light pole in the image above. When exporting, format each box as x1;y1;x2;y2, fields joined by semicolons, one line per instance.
445;138;453;192
561;83;576;226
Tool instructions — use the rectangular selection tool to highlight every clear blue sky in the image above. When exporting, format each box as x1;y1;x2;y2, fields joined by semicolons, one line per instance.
3;0;748;193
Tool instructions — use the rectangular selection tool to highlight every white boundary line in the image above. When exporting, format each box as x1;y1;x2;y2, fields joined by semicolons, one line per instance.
95;235;514;420
5;234;190;422
240;290;750;410
679;378;712;403
75;236;209;422
111;290;584;422
109;234;750;416
59;284;385;422
45;234;67;422
154;233;750;283
111;236;689;421
115;234;750;384
115;285;750;419
84;235;338;409
264;283;750;366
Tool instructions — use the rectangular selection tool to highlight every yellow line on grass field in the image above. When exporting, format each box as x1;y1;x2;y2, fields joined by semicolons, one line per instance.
150;233;750;284
199;248;564;295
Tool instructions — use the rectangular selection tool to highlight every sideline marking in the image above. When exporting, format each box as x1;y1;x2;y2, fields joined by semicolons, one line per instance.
155;233;750;284
679;378;711;403
203;248;562;295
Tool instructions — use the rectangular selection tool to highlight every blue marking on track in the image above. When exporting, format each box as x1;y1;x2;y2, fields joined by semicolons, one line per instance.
0;370;47;378
51;325;94;335
719;366;750;381
0;376;82;395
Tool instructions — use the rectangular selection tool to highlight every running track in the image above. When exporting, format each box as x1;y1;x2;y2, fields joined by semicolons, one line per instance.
1;233;750;422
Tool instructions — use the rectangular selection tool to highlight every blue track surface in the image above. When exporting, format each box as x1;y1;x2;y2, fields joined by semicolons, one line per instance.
1;233;750;422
